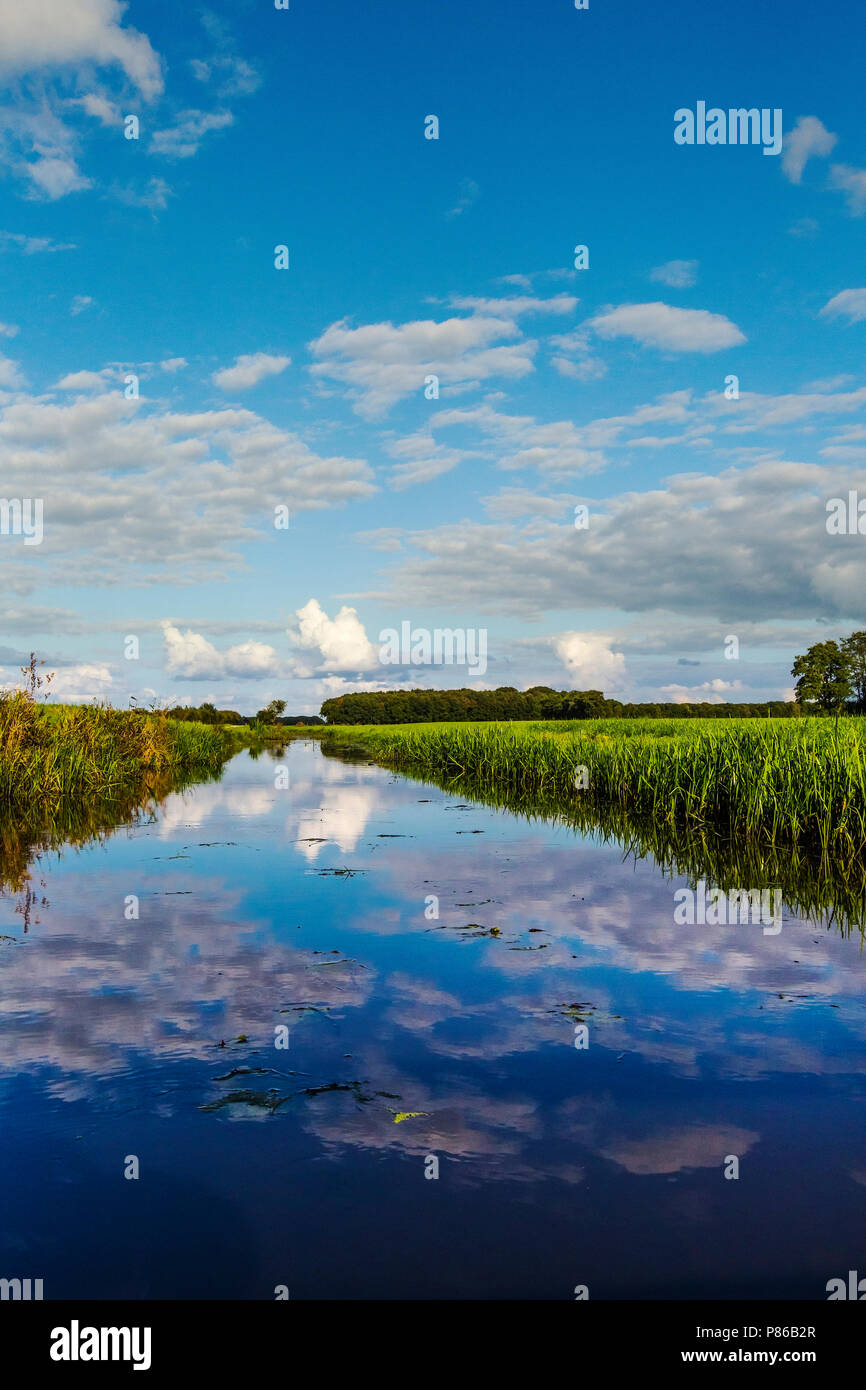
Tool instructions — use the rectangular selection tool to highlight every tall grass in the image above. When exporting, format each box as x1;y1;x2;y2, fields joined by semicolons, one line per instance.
0;694;237;893
320;716;866;853
0;693;233;814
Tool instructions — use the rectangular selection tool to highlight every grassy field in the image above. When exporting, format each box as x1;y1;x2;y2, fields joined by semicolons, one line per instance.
314;716;866;853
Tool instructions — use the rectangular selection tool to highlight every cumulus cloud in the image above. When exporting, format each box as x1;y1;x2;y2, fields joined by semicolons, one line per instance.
552;632;626;689
589;302;746;353
0;390;375;591
819;289;866;324
406;398;694;478
0;0;163;98
161;621;277;679
385;429;478;490
368;456;866;626
309;314;537;418
56;367;113;390
659;678;744;705
547;328;606;382
69;92;121;126
212;353;291;392
781;116;837;184
0;660;114;702
649;260;699;289
288;599;377;673
25;154;91;200
0;355;26;389
48;662;114;700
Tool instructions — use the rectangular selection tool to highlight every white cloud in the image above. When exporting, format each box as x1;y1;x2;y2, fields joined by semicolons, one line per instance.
25;154;91;200
370;457;866;626
113;176;171;211
0;355;26;389
161;621;278;679
548;328;606;381
0;0;163;98
309;314;536;418
0;661;115;702
551;355;607;381
829;164;866;216
649;260;699;289
788;217;819;238
192;10;260;98
160;357;187;373
445;177;479;218
212;353;291;392
782;116;837;184
446;294;577;317
0;230;76;253
70;92;121;126
385;429;479;490
819;289;866;324
150;109;233;159
416;400;616;476
288;599;377;672
553;632;627;689
498;273;533;290
660;678;743;704
0;391;375;590
70;294;92;315
0;321;18;337
56;367;113;390
589;302;746;353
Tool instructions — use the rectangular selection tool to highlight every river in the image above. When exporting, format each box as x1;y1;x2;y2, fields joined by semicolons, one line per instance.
1;739;864;1299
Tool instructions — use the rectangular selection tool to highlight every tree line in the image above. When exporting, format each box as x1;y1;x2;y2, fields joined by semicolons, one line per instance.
319;687;798;725
167;700;323;726
167;631;866;728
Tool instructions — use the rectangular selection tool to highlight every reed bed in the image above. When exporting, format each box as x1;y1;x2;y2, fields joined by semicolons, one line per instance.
321;716;866;853
0;693;232;816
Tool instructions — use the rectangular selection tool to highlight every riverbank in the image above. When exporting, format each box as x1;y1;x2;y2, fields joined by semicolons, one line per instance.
0;694;235;814
313;716;866;853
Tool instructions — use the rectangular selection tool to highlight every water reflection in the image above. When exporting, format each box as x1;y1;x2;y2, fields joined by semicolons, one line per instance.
1;741;865;1299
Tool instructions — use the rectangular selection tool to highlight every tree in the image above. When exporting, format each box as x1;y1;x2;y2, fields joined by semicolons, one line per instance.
842;631;866;709
256;699;287;724
792;640;852;712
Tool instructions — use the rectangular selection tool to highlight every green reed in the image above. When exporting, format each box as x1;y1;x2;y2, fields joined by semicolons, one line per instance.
320;716;866;854
0;693;234;816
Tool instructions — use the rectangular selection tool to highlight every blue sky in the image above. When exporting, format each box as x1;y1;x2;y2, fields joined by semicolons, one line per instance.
2;0;866;712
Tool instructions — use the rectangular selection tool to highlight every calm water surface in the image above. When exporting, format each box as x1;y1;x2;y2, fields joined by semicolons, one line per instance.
1;740;864;1299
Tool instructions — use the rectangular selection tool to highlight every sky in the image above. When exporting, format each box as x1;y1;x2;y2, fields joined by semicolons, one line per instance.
1;0;866;713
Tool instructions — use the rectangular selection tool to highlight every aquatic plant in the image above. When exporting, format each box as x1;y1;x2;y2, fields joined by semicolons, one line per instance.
319;716;866;855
